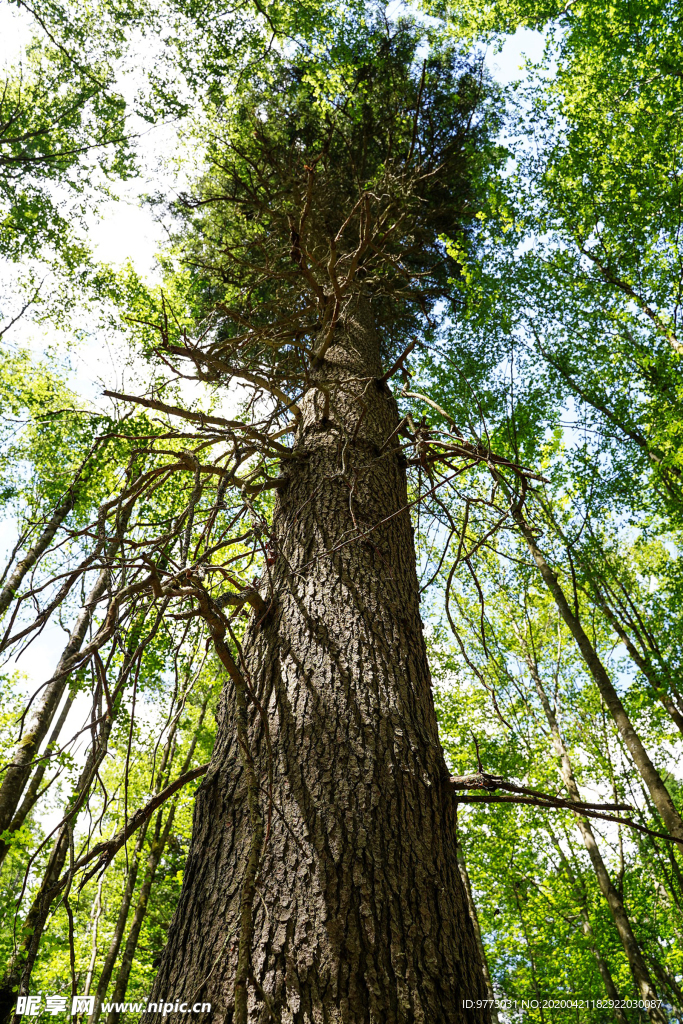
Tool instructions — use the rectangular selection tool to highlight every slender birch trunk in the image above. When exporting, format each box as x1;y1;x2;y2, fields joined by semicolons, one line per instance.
647;948;683;1019
579;915;629;1023
589;586;683;737
456;845;500;1024
84;875;107;996
511;884;546;1022
527;657;667;1024
510;502;683;844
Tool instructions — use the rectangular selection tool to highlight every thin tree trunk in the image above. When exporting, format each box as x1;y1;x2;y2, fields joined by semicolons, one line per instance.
647;949;683;1021
0;493;75;618
527;657;667;1024
148;296;488;1022
546;829;628;1024
91;696;210;1024
88;822;150;1024
0;568;109;839
537;499;683;737
456;845;500;1024
105;803;178;1024
536;353;683;501
511;883;545;1024
0;686;75;871
84;875;107;996
579;915;628;1023
510;502;683;844
0;708;113;1023
590;585;683;736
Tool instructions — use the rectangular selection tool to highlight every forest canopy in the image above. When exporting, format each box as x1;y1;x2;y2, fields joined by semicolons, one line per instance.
0;0;681;1022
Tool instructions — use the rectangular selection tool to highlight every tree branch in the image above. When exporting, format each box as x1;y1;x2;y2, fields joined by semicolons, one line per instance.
450;773;681;845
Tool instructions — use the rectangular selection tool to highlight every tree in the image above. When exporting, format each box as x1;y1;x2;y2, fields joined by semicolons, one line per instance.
0;9;515;1021
421;0;683;524
136;19;505;1020
0;0;133;265
402;4;683;1008
0;0;144;340
430;546;683;1021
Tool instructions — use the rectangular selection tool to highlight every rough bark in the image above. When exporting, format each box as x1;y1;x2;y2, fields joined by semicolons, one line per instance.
511;505;683;845
148;295;488;1023
528;660;667;1024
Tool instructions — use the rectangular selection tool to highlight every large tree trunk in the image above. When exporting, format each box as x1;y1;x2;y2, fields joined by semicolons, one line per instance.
148;295;488;1022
